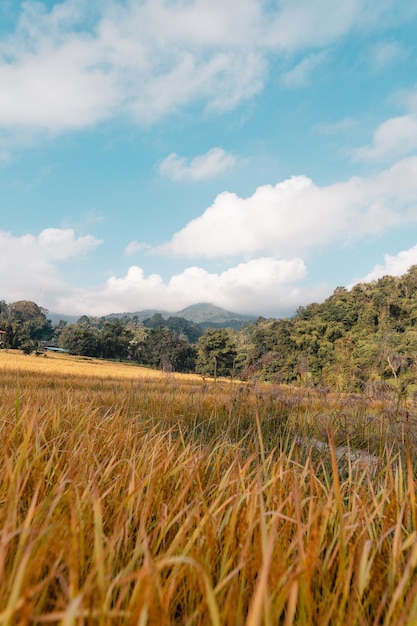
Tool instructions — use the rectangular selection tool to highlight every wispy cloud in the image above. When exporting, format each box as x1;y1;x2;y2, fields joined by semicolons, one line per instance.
355;114;417;162
124;240;150;256
159;148;236;181
0;0;413;140
281;51;327;88
367;39;408;72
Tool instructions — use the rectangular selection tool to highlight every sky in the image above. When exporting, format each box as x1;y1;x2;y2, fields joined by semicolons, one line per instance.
1;0;417;319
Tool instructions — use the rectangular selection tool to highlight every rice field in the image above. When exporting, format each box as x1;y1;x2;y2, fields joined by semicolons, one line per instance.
1;350;417;625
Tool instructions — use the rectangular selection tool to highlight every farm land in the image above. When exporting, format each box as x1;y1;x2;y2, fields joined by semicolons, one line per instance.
1;350;417;625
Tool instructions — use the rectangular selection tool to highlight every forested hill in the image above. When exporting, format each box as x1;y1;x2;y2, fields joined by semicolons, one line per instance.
3;267;417;390
175;303;256;329
245;265;417;389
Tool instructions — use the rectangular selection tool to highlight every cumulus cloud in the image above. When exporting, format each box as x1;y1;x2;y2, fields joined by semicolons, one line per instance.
355;114;417;162
0;0;413;136
353;244;417;284
0;228;102;303
159;148;236;181
158;157;417;259
53;257;330;317
0;223;329;317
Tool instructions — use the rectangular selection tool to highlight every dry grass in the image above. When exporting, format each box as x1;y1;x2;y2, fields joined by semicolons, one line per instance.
1;351;417;624
0;350;203;382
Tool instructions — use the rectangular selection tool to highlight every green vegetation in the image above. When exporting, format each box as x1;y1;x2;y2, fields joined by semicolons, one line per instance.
244;266;417;389
196;328;237;378
131;326;196;372
0;300;53;353
1;352;417;623
4;266;417;391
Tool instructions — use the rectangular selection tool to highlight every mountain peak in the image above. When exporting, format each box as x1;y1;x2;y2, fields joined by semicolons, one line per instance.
174;303;256;326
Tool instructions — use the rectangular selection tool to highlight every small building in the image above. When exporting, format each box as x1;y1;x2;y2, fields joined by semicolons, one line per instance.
0;329;5;348
45;346;69;353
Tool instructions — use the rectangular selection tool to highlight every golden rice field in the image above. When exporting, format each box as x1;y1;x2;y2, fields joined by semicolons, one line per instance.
0;349;202;381
1;349;417;625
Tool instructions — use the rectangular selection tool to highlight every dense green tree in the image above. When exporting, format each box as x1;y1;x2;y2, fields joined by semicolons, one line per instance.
143;313;202;343
237;266;417;388
76;315;91;325
196;328;237;378
133;327;196;372
165;316;202;343
1;320;30;350
59;323;100;356
143;313;166;329
8;300;46;322
24;317;54;343
0;300;53;350
98;320;133;360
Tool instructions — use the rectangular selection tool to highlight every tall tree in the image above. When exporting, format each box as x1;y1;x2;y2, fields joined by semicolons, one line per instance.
98;320;133;360
196;328;237;378
133;327;196;372
59;323;100;357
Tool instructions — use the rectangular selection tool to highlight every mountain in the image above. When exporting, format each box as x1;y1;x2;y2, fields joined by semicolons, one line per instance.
46;312;80;325
174;303;257;329
48;303;257;330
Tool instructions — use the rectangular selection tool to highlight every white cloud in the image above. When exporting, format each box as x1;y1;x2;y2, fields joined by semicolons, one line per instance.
0;0;267;133
52;258;330;317
0;52;120;131
0;0;413;136
265;1;359;49
0;228;102;303
281;51;327;88
159;148;236;181
353;244;417;284
355;114;417;162
0;224;328;317
159;157;417;259
124;240;150;256
36;228;101;260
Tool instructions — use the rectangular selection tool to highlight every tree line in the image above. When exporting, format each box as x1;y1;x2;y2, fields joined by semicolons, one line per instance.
3;265;417;388
0;302;237;376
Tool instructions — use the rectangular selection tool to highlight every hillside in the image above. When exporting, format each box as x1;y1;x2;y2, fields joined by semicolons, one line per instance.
245;265;417;389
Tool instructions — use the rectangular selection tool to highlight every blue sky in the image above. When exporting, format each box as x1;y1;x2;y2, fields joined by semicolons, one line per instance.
1;0;417;318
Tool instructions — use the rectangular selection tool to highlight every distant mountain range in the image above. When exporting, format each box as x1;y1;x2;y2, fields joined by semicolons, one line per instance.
48;302;258;330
